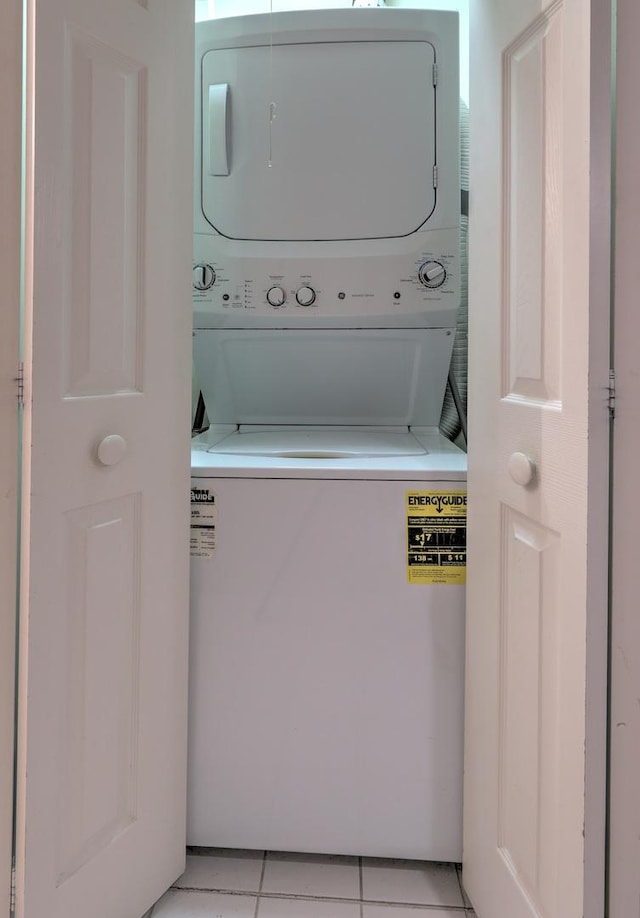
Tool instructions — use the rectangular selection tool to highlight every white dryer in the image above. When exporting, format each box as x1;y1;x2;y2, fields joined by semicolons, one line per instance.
192;7;460;329
188;8;465;861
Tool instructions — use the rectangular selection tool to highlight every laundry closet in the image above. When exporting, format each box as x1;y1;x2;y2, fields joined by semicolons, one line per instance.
14;0;607;916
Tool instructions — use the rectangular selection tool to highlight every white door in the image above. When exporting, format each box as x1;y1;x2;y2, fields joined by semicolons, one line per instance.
15;1;193;917
463;1;610;917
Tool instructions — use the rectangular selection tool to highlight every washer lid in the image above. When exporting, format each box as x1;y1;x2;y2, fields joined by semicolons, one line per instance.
201;39;437;242
193;327;455;429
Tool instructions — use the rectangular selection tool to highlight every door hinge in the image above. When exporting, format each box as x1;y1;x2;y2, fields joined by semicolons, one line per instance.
433;62;438;87
608;369;616;419
14;362;24;407
10;862;16;914
433;164;438;189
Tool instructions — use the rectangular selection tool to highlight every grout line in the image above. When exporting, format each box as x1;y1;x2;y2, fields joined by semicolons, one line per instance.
172;886;469;911
172;885;260;896
357;903;467;913
359;857;364;918
361;909;468;915
455;863;471;909
254;852;268;918
455;863;464;903
259;851;268;893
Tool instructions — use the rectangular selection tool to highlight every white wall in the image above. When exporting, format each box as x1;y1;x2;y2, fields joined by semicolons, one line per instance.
196;1;353;21
387;0;469;104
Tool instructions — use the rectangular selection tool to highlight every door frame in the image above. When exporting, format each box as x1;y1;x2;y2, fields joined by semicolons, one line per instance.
0;0;23;912
584;0;614;911
608;0;640;913
3;0;637;913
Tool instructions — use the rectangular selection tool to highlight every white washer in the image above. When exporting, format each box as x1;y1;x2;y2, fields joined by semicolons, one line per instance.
189;428;465;861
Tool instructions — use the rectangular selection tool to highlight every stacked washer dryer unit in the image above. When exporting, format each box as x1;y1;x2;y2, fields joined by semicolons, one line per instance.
189;9;465;862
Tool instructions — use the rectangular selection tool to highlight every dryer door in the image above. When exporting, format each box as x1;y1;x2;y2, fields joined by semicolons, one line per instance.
201;38;437;242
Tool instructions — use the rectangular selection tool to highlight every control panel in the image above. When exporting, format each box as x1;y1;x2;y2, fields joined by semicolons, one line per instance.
192;228;460;329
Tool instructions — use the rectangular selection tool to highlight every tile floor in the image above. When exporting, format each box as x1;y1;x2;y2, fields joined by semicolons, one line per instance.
150;849;476;918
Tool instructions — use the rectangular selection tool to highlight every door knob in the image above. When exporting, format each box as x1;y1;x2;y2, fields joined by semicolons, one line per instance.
96;435;127;467
508;451;536;486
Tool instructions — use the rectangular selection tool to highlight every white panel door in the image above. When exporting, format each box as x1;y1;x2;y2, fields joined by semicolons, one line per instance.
15;2;193;917
464;1;610;917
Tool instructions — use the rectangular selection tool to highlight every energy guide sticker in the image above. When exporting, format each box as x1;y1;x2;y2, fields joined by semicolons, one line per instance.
406;490;467;585
190;484;217;558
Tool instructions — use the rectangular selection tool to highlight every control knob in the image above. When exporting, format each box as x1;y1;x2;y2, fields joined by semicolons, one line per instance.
418;261;446;289
266;285;286;307
193;263;216;291
296;285;316;307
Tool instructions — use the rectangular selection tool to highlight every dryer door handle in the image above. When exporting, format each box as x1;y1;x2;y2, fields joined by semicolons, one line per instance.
207;83;230;176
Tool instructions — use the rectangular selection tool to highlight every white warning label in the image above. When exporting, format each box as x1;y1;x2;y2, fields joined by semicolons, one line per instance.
190;484;217;558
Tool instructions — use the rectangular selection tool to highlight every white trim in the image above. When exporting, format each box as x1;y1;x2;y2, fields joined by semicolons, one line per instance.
0;0;22;911
609;1;640;913
583;2;614;916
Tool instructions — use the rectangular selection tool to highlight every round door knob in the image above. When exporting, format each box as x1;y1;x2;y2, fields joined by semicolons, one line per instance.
296;285;316;307
193;263;216;291
266;285;286;307
508;451;536;486
97;435;128;467
418;261;446;289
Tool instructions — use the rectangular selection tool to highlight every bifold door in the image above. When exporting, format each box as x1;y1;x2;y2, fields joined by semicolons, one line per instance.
463;0;610;916
16;2;194;916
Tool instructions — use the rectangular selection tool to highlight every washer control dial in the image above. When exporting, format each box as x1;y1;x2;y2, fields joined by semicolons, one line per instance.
193;263;216;291
418;261;447;289
266;285;287;307
296;285;316;307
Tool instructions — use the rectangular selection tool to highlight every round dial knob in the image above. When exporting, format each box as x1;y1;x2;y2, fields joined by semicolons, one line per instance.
418;261;446;289
193;263;216;291
296;285;316;307
266;285;286;307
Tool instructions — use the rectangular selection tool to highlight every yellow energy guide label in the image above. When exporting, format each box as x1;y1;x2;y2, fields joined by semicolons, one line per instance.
406;490;467;585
